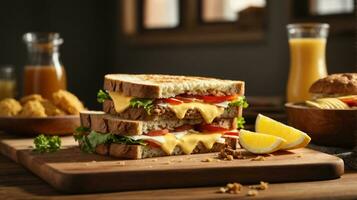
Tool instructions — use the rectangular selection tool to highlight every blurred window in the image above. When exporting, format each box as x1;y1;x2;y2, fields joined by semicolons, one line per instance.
121;0;268;44
143;0;180;29
291;0;355;34
309;0;354;15
202;0;266;22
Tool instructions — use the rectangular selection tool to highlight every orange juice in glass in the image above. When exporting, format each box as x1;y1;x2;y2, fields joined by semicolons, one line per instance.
286;23;329;102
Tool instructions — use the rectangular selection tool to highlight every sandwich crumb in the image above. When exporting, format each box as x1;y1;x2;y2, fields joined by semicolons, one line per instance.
249;181;269;190
218;182;242;194
163;161;171;165
247;189;258;196
296;153;303;158
201;158;213;162
219;187;227;193
251;156;265;161
219;147;246;160
116;161;126;166
226;155;234;161
218;181;268;195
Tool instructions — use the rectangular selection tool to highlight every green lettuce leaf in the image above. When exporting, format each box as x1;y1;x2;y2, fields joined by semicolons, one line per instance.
129;98;154;115
229;96;249;108
236;117;246;129
74;127;146;153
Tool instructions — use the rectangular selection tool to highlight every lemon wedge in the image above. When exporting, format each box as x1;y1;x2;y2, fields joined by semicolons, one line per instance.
239;130;286;154
255;114;311;150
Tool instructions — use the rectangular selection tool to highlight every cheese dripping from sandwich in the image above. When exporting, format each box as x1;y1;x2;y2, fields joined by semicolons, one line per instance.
130;130;226;155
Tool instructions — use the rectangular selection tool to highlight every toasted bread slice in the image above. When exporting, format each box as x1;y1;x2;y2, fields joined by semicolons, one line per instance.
102;100;242;121
86;138;238;159
104;74;245;98
80;111;237;136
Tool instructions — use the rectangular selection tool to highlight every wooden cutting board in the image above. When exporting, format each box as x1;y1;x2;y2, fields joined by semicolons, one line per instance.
0;132;344;194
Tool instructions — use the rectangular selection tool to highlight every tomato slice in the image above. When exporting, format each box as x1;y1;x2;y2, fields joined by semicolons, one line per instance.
223;131;240;136
146;129;169;136
146;140;161;148
175;96;194;103
199;124;229;133
174;124;194;132
202;95;237;104
163;98;183;105
340;98;357;107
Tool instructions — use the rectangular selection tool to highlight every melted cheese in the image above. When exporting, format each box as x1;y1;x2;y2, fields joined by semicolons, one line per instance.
179;132;222;154
130;131;223;155
168;102;225;123
160;133;179;155
108;92;132;113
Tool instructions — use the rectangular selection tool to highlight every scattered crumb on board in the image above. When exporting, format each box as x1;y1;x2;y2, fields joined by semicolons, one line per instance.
218;147;246;160
249;181;269;190
251;156;266;161
218;183;243;194
296;153;303;158
201;158;213;162
247;189;259;196
115;161;125;166
218;181;269;196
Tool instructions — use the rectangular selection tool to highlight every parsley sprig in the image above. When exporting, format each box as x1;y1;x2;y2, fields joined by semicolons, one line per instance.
33;134;61;153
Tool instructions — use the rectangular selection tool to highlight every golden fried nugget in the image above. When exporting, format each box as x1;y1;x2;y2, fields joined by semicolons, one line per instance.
0;98;22;117
52;90;85;115
20;94;44;105
40;100;65;116
19;100;47;117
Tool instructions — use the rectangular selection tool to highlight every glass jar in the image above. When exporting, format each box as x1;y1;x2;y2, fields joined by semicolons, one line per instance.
23;32;67;100
0;65;16;100
286;23;329;103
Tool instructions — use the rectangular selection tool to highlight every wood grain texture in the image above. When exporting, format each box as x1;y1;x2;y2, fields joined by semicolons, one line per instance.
0;153;356;200
0;116;80;136
0;132;344;194
285;103;357;148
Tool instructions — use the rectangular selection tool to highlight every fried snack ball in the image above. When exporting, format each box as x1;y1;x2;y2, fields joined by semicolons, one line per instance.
20;94;44;105
0;98;22;116
41;100;65;116
52;90;85;115
19;100;47;117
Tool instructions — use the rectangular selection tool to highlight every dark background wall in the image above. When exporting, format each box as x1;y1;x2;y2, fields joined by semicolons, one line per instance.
0;0;117;109
0;0;355;110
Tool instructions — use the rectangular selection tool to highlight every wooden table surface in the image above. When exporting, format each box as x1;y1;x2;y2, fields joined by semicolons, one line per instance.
1;153;356;200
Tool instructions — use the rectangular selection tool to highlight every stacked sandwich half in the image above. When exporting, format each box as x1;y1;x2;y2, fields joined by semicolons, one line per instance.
75;74;247;159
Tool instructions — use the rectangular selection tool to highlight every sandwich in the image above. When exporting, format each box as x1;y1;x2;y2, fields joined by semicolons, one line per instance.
306;73;357;109
75;74;247;159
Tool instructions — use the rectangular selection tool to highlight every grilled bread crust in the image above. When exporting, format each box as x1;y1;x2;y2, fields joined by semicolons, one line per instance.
104;74;245;98
80;111;237;136
90;139;238;159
